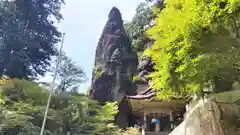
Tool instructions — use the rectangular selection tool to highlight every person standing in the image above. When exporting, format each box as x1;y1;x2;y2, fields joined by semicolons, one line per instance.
155;118;160;132
151;117;156;131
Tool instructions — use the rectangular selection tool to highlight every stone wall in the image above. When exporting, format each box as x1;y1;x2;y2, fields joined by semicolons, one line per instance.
169;91;240;135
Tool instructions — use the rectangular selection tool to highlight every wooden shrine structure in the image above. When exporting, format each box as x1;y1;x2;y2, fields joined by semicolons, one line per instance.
126;84;186;135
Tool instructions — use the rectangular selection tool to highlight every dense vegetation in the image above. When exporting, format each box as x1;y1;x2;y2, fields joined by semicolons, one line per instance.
0;0;63;80
0;0;138;135
144;0;240;99
125;0;240;100
124;0;162;54
124;1;153;53
0;0;239;134
0;77;123;135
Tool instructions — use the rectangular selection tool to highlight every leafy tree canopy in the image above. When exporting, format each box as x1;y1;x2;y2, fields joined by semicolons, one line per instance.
0;0;64;80
52;51;87;92
0;77;123;135
124;0;163;58
145;0;240;99
124;1;154;53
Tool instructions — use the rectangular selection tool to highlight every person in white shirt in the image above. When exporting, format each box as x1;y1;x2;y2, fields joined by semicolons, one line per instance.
151;117;156;123
151;117;156;131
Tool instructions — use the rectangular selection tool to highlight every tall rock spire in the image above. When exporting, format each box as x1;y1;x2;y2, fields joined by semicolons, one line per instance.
90;7;138;128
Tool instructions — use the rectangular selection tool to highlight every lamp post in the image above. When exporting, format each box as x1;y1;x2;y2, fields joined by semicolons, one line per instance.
39;33;66;135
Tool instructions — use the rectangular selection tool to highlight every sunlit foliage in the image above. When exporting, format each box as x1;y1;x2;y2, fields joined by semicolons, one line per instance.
145;0;240;99
0;78;122;135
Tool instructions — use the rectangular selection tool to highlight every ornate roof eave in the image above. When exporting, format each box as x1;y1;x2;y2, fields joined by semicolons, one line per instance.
126;86;187;101
127;92;156;100
126;86;156;100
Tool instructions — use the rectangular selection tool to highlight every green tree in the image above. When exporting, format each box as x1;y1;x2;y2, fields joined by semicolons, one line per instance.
124;1;152;53
145;0;240;99
0;78;122;135
52;52;86;92
0;0;64;80
124;0;162;54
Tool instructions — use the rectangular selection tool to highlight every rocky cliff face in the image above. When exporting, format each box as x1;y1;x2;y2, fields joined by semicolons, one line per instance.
90;7;138;128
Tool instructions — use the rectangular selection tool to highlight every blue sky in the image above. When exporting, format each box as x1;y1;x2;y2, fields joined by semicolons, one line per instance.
41;0;144;93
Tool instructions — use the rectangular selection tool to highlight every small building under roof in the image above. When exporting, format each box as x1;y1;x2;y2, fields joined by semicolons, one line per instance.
126;84;187;135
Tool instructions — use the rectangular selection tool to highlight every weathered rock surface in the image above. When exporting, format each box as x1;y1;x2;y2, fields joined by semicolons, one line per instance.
169;91;240;135
90;7;138;128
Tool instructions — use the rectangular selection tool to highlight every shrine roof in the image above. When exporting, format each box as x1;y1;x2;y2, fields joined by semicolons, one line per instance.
126;84;186;113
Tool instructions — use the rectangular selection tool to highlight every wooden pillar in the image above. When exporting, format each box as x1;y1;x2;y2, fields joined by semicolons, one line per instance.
169;112;174;129
144;111;147;130
142;111;147;135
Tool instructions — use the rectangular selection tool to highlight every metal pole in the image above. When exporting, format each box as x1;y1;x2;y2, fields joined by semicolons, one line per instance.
39;33;66;135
